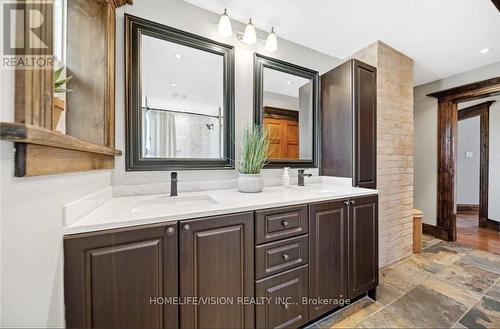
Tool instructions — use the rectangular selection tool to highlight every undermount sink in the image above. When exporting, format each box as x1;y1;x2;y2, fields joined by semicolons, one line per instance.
289;185;337;193
132;195;217;212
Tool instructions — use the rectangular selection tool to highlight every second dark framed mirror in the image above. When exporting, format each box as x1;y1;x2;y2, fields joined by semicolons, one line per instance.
254;54;319;168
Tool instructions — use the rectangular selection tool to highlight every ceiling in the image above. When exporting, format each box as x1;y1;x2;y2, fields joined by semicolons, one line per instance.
264;68;309;97
184;0;500;86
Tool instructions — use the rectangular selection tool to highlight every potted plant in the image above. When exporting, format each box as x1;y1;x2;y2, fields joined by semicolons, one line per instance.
237;125;271;193
52;66;72;130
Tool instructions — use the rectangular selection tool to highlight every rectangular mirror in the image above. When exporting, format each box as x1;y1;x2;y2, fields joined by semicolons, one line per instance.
126;15;235;171
254;54;319;168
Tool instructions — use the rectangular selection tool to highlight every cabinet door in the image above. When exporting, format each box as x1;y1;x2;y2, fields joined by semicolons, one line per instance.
309;200;348;319
255;265;309;329
64;224;178;329
353;60;377;189
180;212;254;329
348;196;379;299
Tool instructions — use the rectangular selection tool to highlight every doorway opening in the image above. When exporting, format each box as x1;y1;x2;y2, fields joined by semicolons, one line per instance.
455;100;500;254
427;77;500;243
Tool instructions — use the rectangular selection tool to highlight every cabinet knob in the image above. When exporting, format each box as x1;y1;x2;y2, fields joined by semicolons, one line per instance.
344;200;350;206
350;200;355;205
281;220;289;227
183;224;191;231
166;226;175;235
282;253;290;261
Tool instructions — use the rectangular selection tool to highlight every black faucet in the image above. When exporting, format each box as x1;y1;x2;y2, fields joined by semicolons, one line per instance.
298;169;312;186
170;172;178;196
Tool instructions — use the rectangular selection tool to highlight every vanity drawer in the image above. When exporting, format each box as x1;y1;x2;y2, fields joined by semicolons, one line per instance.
255;205;308;244
255;265;309;329
255;235;308;279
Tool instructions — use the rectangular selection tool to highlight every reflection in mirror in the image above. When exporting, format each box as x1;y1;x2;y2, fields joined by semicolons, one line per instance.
126;15;235;171
263;68;312;160
141;35;224;159
254;54;319;168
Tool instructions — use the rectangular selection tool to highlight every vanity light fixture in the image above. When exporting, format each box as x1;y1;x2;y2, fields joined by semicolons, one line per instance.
218;9;232;37
242;18;257;45
265;27;278;52
216;11;278;52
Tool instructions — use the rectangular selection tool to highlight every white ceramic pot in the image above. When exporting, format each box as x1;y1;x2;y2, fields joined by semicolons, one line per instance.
237;173;264;193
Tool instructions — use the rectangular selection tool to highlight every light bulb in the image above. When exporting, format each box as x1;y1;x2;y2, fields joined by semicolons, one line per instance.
218;9;232;37
265;27;278;52
242;19;257;45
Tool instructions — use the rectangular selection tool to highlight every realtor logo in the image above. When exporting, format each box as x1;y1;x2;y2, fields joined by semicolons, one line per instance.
2;0;53;69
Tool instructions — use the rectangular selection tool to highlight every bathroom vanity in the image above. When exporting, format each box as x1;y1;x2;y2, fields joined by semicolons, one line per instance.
64;183;378;329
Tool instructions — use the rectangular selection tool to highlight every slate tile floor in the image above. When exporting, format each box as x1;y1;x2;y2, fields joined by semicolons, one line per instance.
306;235;500;328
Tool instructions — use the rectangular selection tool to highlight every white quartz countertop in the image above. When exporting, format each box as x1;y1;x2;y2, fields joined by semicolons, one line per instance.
64;182;377;235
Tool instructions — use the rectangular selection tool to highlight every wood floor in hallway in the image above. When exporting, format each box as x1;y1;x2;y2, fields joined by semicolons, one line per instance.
456;210;500;256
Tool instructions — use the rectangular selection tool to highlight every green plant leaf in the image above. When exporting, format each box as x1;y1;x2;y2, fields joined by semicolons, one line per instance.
238;125;271;174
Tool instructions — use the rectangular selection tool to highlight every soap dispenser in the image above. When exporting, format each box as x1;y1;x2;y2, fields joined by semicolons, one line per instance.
282;167;291;188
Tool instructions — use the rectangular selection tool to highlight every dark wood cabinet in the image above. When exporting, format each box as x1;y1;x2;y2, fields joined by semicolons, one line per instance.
179;212;254;329
64;223;179;329
64;196;378;328
309;195;379;319
308;200;348;319
320;59;377;189
255;265;309;329
348;195;379;299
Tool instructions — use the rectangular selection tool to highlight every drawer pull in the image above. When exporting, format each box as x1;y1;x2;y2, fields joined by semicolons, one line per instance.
282;253;290;261
166;226;176;235
281;220;289;227
183;224;191;231
344;200;350;206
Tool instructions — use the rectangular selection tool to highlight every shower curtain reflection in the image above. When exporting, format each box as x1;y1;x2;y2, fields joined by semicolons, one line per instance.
143;110;177;158
142;108;223;159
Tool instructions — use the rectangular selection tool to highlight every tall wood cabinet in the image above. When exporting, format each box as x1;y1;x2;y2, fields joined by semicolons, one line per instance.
320;59;377;189
179;212;254;329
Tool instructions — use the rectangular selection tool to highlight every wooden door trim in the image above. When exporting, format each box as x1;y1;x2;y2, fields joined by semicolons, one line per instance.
428;77;500;241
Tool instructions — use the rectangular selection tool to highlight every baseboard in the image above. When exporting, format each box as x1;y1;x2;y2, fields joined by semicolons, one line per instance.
486;218;500;232
457;204;479;212
422;223;450;241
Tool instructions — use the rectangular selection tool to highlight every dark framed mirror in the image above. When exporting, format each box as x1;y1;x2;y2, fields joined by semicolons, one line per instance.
125;15;235;171
254;54;319;168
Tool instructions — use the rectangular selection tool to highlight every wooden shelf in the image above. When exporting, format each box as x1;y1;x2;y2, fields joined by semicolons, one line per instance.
1;122;122;156
1;122;122;177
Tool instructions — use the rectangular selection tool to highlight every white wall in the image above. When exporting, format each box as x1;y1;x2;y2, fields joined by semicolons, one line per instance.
0;71;113;326
489;99;500;222
414;61;500;225
456;116;480;205
113;0;340;186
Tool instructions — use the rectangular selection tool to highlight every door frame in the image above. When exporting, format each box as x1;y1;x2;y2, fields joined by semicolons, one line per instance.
457;101;494;228
427;77;500;241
